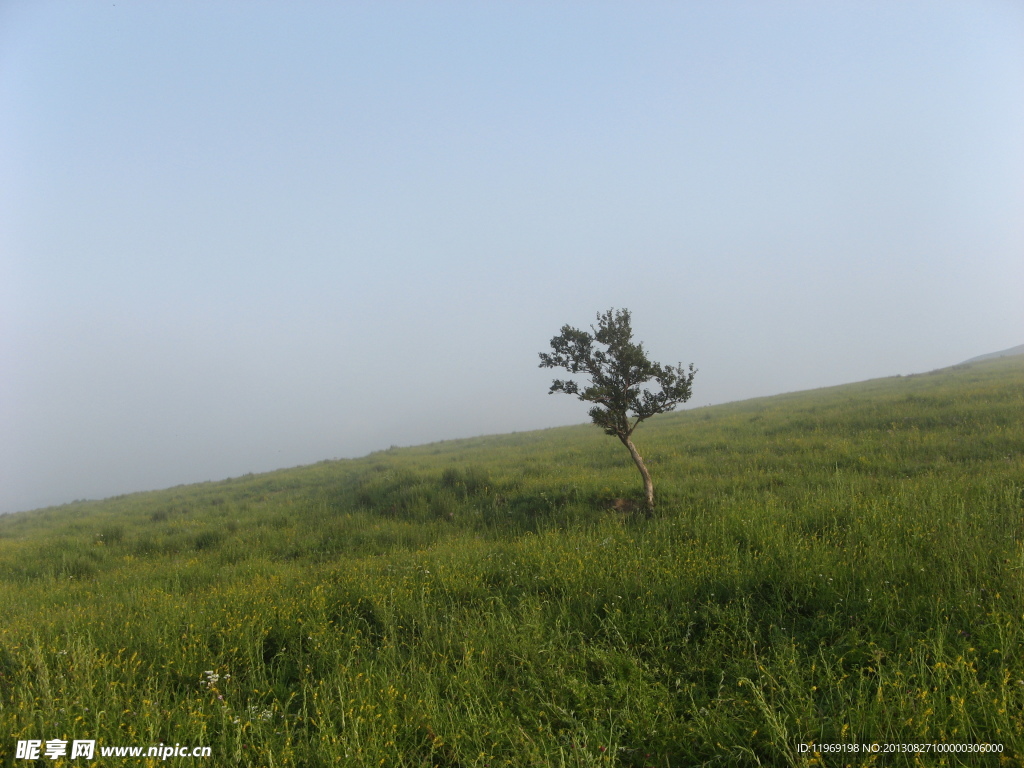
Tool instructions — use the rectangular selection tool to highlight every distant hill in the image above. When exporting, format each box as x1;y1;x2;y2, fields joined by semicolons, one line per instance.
961;343;1024;364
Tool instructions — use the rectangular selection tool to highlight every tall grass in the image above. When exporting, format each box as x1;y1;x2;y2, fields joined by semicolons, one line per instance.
0;357;1021;766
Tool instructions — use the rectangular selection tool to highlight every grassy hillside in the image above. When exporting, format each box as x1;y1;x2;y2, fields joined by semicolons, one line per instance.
1;357;1022;767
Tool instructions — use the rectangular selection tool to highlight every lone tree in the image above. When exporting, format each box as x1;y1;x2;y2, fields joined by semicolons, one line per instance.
539;308;696;511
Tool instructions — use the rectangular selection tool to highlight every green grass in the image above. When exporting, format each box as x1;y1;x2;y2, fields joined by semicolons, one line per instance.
1;357;1022;767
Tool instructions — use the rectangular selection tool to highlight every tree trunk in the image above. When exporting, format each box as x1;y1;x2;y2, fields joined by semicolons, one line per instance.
621;435;655;512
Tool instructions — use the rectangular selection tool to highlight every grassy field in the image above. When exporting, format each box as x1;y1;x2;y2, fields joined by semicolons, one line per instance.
1;356;1022;767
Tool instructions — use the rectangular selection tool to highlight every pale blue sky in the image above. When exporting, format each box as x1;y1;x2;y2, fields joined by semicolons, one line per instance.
2;1;1022;513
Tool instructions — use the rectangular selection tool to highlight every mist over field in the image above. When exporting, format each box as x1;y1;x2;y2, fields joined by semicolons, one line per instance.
2;1;1023;513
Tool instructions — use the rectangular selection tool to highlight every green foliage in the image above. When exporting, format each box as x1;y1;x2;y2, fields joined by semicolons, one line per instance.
539;308;696;439
0;357;1022;766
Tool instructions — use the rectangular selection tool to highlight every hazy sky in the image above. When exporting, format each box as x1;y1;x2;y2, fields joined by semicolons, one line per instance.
2;1;1022;514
